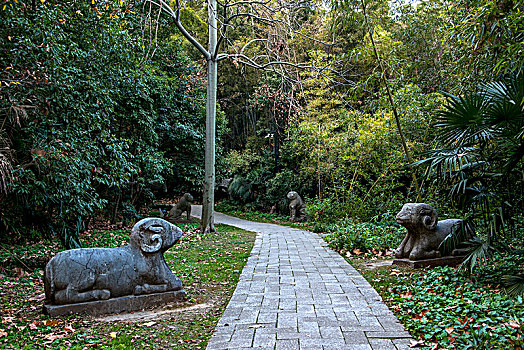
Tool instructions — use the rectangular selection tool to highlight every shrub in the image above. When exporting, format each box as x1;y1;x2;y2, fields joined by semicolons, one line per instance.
0;1;212;247
325;220;405;253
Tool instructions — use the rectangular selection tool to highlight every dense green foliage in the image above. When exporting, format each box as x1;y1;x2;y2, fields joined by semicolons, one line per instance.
0;0;225;247
217;0;523;228
217;0;524;281
324;220;405;253
0;0;522;346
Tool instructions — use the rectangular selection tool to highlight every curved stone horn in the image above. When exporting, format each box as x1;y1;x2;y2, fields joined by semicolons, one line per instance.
142;233;163;253
422;204;438;231
132;218;169;253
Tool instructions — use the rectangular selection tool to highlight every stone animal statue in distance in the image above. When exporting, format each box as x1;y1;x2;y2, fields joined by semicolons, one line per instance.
44;218;184;305
287;191;308;222
167;193;193;222
394;203;473;260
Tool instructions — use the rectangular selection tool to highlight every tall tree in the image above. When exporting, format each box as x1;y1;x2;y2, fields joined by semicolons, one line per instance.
146;0;321;232
0;0;207;246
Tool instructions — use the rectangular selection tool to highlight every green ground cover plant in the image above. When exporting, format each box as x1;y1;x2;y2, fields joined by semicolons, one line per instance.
0;223;255;349
352;257;523;349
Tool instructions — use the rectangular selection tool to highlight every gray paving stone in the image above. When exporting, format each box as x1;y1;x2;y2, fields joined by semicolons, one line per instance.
277;312;298;329
276;339;299;350
196;207;413;350
253;332;276;348
276;330;303;340
343;331;369;344
392;338;411;350
258;312;278;324
296;304;315;314
319;326;343;339
355;315;385;331
378;319;407;332
299;338;331;348
368;338;397;350
325;344;372;350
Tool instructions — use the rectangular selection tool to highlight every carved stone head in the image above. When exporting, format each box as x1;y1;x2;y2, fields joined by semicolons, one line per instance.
183;193;194;203
130;218;183;254
396;203;438;232
287;191;298;200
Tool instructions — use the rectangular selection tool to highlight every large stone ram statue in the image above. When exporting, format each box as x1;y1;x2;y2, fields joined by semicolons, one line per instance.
44;218;183;305
395;203;473;261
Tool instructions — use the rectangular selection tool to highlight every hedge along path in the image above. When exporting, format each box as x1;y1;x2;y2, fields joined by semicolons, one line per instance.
191;205;413;350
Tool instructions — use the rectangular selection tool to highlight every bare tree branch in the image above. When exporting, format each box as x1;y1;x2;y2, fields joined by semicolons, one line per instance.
148;0;211;59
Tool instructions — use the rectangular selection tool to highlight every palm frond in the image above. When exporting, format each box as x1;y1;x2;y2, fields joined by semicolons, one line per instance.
459;237;494;274
481;75;524;109
436;92;493;146
481;77;524;138
439;219;475;256
502;274;524;296
0;152;13;195
413;146;480;180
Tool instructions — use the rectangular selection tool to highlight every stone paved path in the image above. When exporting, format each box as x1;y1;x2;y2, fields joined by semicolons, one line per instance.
191;206;413;350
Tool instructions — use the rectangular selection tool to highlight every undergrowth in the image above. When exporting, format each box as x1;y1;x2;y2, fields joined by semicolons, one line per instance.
324;220;405;254
354;255;523;349
0;222;255;349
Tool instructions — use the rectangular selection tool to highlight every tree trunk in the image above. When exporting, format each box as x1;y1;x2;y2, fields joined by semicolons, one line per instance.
201;0;217;233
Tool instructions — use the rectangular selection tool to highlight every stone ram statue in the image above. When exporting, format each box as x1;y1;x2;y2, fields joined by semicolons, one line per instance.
395;203;473;260
45;218;184;305
287;191;308;222
167;193;193;222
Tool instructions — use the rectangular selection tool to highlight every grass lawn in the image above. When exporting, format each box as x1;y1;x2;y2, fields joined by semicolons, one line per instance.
0;222;256;349
215;202;310;230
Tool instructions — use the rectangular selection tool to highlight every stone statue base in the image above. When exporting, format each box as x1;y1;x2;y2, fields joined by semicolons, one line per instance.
393;256;465;269
43;290;186;317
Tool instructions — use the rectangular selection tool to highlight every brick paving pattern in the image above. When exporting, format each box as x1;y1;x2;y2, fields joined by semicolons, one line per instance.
191;206;413;350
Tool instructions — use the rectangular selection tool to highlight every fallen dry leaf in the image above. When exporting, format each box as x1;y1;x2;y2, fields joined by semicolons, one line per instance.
12;267;25;278
44;333;66;342
400;291;413;299
414;309;429;320
28;293;46;301
2;317;15;324
248;324;265;329
140;321;156;327
44;320;60;327
509;320;520;328
0;331;7;338
409;339;425;348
